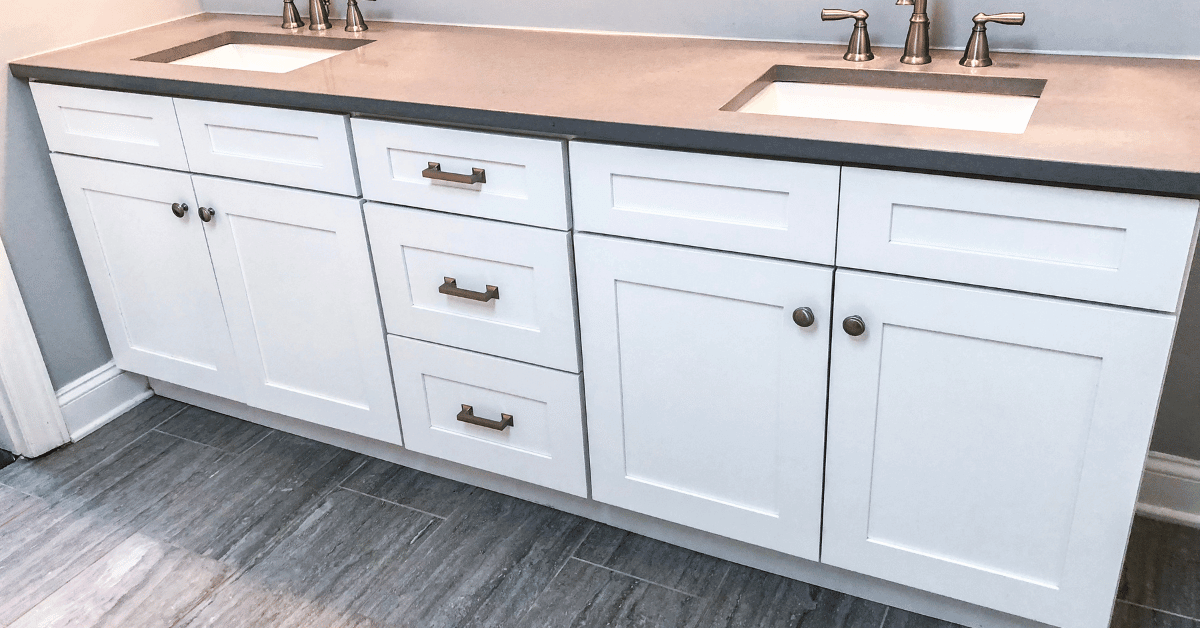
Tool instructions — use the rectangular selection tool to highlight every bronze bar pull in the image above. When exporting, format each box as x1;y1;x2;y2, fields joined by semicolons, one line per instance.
439;277;500;302
423;162;486;185
456;405;514;431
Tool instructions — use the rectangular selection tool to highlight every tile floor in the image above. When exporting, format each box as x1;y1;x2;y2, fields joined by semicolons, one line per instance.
0;396;1195;627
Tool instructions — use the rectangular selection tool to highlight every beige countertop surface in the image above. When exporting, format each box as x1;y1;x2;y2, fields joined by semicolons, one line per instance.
11;13;1200;196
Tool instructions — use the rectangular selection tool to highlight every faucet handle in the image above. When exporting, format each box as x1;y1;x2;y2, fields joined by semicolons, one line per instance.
960;11;1025;67
821;9;874;62
974;11;1025;26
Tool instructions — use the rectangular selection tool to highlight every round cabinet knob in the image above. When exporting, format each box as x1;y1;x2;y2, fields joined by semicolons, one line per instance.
198;206;216;223
842;315;866;337
792;307;816;328
171;203;189;218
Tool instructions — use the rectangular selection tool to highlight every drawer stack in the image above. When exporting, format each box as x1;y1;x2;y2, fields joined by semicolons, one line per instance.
353;119;588;497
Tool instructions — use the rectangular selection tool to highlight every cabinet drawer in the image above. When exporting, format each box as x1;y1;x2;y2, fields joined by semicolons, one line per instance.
174;99;358;196
837;168;1200;311
352;119;569;230
366;204;580;372
570;142;840;264
389;336;587;497
31;83;189;171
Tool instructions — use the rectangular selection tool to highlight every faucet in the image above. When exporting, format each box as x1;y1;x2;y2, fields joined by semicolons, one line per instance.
895;0;931;64
308;0;332;30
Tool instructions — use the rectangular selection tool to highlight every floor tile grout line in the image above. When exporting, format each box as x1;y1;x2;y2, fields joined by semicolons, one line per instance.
508;521;599;627
337;485;448;521
570;556;704;599
877;605;890;628
1118;600;1200;623
148;402;193;432
149;428;248;455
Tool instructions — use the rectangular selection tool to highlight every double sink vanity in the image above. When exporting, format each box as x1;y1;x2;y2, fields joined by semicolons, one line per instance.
12;12;1200;628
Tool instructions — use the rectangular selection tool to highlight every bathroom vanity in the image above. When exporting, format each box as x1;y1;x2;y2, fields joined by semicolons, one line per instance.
12;14;1200;628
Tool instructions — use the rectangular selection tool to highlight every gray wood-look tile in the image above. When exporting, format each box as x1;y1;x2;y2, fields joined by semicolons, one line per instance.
0;430;230;625
7;532;234;628
138;431;367;569
1111;602;1200;628
356;489;594;628
697;563;890;628
0;396;186;499
0;483;47;529
574;523;733;598
178;488;440;628
154;405;273;454
340;457;481;518
882;607;965;628
515;557;705;628
1119;517;1200;621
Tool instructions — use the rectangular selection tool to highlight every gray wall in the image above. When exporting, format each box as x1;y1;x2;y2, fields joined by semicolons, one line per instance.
204;0;1200;58
1;0;204;389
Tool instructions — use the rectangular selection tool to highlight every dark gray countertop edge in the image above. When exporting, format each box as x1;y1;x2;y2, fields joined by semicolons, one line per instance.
12;63;1200;199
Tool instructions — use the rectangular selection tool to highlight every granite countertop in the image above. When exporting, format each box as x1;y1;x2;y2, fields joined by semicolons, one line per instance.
11;13;1200;196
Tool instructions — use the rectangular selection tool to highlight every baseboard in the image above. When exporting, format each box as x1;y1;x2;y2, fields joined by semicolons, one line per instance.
57;362;152;440
1137;452;1200;528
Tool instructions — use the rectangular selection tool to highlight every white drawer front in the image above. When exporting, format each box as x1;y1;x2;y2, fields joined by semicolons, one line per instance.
367;204;579;372
31;83;189;171
389;336;587;497
570;142;840;264
352;119;569;230
837;168;1200;311
174;99;358;196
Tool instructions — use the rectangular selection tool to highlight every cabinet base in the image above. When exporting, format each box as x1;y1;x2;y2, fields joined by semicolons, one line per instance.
150;378;1056;628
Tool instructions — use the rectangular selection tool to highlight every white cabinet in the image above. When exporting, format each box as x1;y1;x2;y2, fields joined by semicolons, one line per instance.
366;203;580;372
823;270;1178;628
193;177;401;445
49;155;241;399
575;233;831;560
389;336;587;496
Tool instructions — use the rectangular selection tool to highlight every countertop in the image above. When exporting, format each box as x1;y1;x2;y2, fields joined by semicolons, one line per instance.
11;13;1200;197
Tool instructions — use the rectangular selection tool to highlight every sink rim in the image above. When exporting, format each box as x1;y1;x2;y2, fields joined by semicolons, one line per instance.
722;65;1046;114
135;31;374;66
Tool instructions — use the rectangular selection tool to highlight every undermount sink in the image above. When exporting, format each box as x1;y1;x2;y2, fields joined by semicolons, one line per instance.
135;31;373;74
723;65;1046;134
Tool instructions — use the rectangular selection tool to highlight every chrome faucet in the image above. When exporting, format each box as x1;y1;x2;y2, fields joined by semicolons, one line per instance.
895;0;932;65
309;0;332;30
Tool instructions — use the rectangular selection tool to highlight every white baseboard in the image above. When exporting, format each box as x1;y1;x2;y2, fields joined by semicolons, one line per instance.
56;362;152;440
1137;451;1200;528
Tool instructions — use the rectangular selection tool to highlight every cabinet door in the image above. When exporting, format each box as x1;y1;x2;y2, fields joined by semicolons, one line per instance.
824;270;1177;628
193;176;401;445
575;234;831;560
50;154;241;398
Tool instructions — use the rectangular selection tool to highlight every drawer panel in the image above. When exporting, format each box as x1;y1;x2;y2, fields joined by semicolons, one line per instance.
570;142;840;264
389;336;587;497
366;203;579;372
174;99;358;196
31;83;189;171
837;168;1200;311
352;119;569;230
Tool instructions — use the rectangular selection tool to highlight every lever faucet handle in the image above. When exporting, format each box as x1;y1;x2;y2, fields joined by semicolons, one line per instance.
821;8;868;21
974;11;1025;25
961;11;1025;67
821;9;874;62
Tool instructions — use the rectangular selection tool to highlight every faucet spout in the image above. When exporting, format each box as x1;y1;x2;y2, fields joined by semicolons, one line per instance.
897;0;932;64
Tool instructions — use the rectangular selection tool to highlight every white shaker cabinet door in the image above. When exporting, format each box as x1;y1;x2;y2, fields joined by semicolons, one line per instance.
823;270;1178;628
575;234;831;560
49;155;241;399
193;176;401;445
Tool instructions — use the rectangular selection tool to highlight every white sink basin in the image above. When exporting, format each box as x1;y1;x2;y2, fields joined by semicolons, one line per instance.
726;66;1045;135
170;43;344;73
137;32;373;74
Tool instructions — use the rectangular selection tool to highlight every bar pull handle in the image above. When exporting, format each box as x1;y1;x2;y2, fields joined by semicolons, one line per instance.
457;405;514;431
423;162;486;185
439;277;499;302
